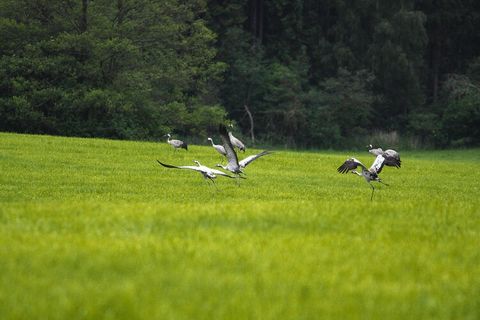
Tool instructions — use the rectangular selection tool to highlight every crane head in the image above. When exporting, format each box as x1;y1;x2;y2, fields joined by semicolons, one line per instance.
367;144;382;150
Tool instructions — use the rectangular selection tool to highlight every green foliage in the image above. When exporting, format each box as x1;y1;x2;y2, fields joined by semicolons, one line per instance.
407;112;443;145
304;69;378;148
209;0;463;147
1;133;480;319
259;61;308;142
370;10;427;127
1;0;480;147
440;74;480;146
0;0;226;140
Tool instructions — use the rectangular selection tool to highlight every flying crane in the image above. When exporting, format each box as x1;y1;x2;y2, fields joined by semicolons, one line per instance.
157;160;239;188
337;154;400;200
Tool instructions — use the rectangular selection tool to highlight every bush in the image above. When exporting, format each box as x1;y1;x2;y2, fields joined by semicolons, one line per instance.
439;74;480;147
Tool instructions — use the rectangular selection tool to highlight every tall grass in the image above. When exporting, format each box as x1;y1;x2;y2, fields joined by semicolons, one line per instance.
0;132;479;319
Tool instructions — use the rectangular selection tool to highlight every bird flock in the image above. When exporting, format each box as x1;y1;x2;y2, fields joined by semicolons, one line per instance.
159;127;402;200
158;125;272;188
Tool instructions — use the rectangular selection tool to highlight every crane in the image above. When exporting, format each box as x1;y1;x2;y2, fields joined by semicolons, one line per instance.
217;125;271;176
207;137;227;158
217;125;244;177
166;133;188;151
337;154;397;200
367;144;401;168
228;131;246;152
156;160;239;188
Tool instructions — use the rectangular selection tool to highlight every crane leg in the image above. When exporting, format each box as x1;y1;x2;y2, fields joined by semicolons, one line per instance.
211;178;219;190
378;180;389;187
370;184;375;201
235;176;241;187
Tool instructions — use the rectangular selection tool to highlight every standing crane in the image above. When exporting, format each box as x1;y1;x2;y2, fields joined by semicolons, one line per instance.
156;160;239;188
367;144;401;168
337;154;399;200
207;137;227;158
217;125;271;177
166;133;188;151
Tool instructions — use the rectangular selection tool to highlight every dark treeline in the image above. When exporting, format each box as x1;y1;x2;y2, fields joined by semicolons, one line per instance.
1;0;479;148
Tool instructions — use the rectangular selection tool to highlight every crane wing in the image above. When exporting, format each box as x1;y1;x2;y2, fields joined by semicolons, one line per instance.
219;125;241;172
369;155;386;174
337;158;366;173
239;151;272;168
384;149;401;168
156;160;201;172
208;167;245;179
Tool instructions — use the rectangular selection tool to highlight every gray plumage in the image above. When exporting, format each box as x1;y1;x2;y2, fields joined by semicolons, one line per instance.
367;144;401;168
167;134;188;151
228;131;246;152
337;155;390;200
207;137;227;156
218;125;243;175
238;150;273;168
217;125;272;181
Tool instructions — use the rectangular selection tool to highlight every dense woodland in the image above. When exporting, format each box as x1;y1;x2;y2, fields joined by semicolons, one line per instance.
1;0;479;148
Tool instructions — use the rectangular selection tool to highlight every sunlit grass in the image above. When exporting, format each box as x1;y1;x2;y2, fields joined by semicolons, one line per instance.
0;132;479;319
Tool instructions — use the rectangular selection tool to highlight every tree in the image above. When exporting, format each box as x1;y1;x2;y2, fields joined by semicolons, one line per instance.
0;0;227;139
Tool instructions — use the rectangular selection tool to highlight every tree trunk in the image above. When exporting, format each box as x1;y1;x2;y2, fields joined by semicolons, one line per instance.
244;104;255;143
257;0;263;44
249;0;264;45
117;0;124;25
431;20;441;103
80;0;89;33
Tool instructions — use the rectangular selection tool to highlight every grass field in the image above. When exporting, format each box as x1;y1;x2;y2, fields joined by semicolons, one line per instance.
0;132;479;319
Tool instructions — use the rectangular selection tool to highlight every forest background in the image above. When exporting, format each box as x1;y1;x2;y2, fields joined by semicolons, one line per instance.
1;0;479;149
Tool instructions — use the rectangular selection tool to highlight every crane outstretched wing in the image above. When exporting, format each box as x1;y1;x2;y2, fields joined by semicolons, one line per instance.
239;151;272;168
369;155;386;174
219;125;241;172
337;158;366;174
157;160;200;172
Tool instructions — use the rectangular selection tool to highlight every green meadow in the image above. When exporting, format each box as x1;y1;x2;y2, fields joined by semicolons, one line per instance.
0;132;479;319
